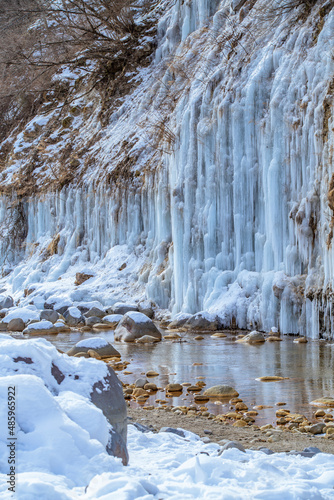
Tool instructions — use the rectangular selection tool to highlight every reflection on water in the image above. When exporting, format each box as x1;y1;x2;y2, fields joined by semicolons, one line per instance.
30;329;334;425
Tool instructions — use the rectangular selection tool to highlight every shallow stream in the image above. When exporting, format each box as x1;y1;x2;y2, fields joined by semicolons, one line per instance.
24;329;334;426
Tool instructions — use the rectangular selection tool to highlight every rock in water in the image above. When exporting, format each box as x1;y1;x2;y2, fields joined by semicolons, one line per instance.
203;385;239;398
237;331;265;343
23;320;58;334
67;338;121;358
114;311;162;342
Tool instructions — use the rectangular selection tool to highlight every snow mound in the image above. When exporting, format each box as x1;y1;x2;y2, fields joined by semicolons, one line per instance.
76;338;109;349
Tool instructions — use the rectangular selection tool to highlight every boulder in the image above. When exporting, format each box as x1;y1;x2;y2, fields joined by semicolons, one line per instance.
203;385;239;398
184;312;218;331
23;320;58;335
44;297;73;315
237;331;265;343
66;338;121;358
85;316;101;327
138;301;154;319
84;307;106;319
0;295;14;310
63;306;84;326
54;321;71;333
218;440;246;454
2;307;40;325
7;318;25;332
90;366;128;452
40;309;60;324
114;311;162;342
168;313;192;330
102;314;123;328
112;303;139;315
76;301;104;314
106;427;129;466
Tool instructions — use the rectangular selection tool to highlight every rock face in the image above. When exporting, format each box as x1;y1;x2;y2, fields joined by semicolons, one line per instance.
203;385;239;398
237;331;265;343
114;311;162;342
90;366;128;463
66;338;121;358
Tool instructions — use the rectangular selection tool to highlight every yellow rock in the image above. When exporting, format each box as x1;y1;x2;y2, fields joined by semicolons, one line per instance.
260;424;273;431
146;371;159;377
87;349;102;359
258;376;287;382
194;336;204;340
235;402;248;411
233;420;248;427
166;383;183;392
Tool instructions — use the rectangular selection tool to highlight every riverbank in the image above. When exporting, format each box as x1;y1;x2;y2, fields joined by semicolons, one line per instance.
128;406;334;455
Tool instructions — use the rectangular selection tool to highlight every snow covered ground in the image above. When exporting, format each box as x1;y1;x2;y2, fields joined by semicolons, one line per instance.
1;336;334;499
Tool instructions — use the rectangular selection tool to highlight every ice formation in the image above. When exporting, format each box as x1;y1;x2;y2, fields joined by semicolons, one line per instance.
0;0;333;337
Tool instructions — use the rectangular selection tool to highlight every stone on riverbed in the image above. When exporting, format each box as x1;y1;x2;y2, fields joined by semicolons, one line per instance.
67;338;121;358
310;397;334;407
114;311;162;342
237;331;265;343
136;335;160;343
203;385;239;398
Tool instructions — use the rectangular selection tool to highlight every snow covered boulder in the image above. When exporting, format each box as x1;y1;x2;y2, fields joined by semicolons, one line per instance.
85;316;102;326
102;314;123;328
23;320;58;335
0;336;128;467
2;306;40;325
112;303;139;315
66;338;121;358
63;306;84;326
114;311;162;343
40;309;60;324
138;301;154;319
0;294;14;310
184;312;218;331
237;331;265;343
84;306;105;319
44;296;73;315
168;313;192;329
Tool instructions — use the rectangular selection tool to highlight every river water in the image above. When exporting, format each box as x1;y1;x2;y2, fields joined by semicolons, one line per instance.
27;329;334;426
